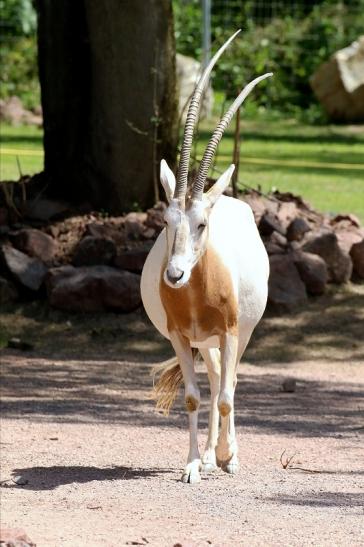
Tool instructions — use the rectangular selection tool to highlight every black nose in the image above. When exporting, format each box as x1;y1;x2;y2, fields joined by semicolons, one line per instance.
167;269;184;283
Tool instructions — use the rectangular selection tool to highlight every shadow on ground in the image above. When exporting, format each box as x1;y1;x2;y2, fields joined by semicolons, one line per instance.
5;466;171;491
1;285;363;436
1;355;363;438
266;492;364;508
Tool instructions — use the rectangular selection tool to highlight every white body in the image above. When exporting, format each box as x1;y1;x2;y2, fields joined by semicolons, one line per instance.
141;195;269;348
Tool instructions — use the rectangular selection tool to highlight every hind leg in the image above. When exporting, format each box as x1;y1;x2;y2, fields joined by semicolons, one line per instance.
216;331;252;474
199;348;221;473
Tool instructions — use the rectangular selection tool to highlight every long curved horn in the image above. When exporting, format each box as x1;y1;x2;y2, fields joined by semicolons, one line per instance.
192;72;273;200
174;29;241;201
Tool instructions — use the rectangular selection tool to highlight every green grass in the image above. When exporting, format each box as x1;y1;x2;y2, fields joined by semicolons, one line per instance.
0;123;43;180
196;118;364;222
1;119;364;221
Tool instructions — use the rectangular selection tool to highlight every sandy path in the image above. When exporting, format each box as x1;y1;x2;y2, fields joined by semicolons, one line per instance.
1;355;363;547
1;286;364;546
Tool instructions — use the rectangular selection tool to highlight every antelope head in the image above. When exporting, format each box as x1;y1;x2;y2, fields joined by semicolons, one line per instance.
161;30;272;289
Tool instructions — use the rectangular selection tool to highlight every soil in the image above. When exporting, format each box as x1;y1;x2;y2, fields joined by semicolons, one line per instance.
1;284;363;546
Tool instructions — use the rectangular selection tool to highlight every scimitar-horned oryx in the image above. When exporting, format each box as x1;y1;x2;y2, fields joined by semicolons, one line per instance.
141;30;272;484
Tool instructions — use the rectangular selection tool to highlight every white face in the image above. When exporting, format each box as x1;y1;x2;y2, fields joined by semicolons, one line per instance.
163;198;209;288
159;159;234;289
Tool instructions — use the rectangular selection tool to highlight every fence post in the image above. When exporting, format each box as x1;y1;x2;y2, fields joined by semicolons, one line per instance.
202;0;211;69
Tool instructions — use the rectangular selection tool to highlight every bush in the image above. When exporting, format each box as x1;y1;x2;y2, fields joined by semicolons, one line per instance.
173;0;364;117
0;0;39;109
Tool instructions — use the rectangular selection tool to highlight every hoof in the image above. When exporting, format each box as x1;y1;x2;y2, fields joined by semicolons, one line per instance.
181;470;201;484
222;462;239;475
181;461;201;484
201;462;218;473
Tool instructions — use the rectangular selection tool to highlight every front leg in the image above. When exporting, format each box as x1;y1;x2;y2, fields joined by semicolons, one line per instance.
216;330;251;473
169;331;201;484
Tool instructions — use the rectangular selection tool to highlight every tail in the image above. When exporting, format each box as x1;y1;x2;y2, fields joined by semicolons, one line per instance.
151;349;199;415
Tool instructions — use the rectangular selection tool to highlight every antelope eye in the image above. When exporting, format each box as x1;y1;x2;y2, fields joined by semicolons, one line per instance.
198;223;206;230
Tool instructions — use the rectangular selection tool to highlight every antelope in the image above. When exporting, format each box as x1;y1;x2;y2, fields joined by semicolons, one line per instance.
141;30;272;484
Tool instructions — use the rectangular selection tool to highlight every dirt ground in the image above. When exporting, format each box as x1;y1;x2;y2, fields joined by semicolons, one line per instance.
1;284;364;546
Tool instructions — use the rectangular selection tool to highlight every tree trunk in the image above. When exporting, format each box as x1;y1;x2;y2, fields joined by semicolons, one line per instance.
36;0;177;213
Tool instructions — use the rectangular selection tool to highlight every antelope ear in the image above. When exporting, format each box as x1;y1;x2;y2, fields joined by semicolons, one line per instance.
160;159;176;203
205;164;235;206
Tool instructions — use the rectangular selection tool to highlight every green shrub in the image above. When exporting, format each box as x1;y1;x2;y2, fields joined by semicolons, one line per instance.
0;0;39;109
173;0;364;117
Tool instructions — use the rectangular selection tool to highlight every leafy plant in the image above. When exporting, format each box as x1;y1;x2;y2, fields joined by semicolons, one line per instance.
173;0;364;118
0;0;39;108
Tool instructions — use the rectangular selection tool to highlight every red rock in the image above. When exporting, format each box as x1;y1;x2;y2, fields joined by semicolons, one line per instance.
286;217;311;242
259;212;285;236
242;192;278;224
72;236;116;266
269;231;287;247
85;222;125;247
47;265;141;312
332;220;364;254
114;243;153;273
350;239;364;278
331;213;361;228
124;212;147;240
265;242;285;255
301;228;352;283
146;202;167;230
11;229;57;262
276;202;299;230
268;254;307;312
293;251;328;295
0;245;47;291
264;231;287;255
141;227;157;240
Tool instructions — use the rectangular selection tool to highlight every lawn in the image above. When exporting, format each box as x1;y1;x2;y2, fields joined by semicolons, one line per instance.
0;123;44;180
1;120;363;221
196;118;364;222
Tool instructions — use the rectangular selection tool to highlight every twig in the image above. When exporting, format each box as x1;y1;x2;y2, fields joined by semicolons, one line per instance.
280;449;297;469
287;466;324;474
16;155;23;178
280;450;323;473
125;120;149;136
16;155;27;204
0;182;21;216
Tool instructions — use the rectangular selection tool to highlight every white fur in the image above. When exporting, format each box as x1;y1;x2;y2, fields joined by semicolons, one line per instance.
141;193;269;346
160;160;176;203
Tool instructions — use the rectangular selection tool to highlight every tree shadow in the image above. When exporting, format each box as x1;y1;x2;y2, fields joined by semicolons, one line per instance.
6;465;171;491
0;134;44;146
1;355;363;438
1;286;363;436
198;128;364;146
266;492;364;508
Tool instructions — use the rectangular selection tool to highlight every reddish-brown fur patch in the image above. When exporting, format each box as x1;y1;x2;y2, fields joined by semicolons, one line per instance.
160;245;238;341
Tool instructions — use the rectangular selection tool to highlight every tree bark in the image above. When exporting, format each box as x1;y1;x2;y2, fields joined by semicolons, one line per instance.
36;0;177;213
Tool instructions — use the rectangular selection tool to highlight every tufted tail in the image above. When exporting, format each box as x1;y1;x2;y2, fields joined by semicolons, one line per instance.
151;350;199;415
